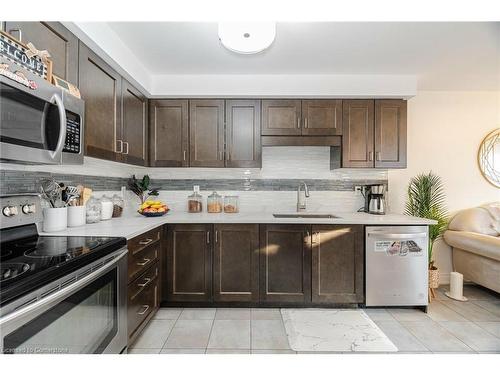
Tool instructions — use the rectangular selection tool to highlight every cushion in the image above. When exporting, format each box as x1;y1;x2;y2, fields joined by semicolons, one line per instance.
448;207;499;236
444;230;500;261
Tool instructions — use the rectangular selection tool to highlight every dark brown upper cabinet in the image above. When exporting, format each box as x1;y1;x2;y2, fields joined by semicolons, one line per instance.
189;100;225;167
342;100;375;168
120;80;147;166
78;42;122;161
259;224;311;303
311;225;364;304
149;100;189;167
225;100;262;168
262;100;302;136
375;100;407;168
213;224;259;302
165;224;212;302
302;100;342;136
5;22;78;84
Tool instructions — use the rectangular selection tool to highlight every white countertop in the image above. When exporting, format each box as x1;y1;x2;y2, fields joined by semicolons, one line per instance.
40;211;436;240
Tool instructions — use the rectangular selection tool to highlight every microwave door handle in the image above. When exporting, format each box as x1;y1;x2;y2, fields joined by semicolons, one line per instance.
49;93;67;160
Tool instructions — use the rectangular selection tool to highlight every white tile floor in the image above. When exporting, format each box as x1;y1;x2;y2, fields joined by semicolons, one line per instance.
129;285;500;354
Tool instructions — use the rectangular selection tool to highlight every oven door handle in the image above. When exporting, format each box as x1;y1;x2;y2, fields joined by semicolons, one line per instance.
49;93;67;160
0;249;128;333
367;232;428;239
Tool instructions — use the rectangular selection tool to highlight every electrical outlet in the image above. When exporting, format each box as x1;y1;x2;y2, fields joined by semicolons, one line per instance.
354;185;363;193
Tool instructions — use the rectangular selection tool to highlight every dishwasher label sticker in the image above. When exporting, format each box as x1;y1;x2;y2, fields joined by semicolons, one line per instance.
375;240;423;257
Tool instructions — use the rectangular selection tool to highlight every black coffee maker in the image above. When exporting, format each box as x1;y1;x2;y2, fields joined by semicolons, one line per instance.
361;184;386;215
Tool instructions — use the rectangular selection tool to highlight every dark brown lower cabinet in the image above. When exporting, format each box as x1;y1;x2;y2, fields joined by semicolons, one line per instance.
311;225;364;304
166;224;212;302
259;225;311;303
213;224;259;302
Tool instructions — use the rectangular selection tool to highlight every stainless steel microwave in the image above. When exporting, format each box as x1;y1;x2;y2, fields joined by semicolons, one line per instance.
0;57;84;165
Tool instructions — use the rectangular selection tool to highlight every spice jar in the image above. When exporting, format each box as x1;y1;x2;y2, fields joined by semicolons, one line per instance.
187;186;203;213
207;191;223;213
224;195;239;213
86;197;101;224
112;194;124;218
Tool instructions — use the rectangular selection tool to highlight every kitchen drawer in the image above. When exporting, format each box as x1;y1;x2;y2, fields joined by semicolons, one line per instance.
128;227;162;254
128;243;160;282
128;262;159;339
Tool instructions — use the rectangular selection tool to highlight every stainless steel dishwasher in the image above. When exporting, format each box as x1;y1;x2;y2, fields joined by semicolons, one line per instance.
365;226;429;308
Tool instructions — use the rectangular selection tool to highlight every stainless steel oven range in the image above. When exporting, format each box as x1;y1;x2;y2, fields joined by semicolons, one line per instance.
0;195;128;354
0;55;84;165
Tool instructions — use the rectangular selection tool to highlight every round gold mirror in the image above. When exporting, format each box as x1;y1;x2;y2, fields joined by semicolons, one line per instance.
478;128;500;188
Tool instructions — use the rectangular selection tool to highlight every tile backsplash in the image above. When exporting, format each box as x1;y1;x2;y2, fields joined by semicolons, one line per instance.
0;147;387;212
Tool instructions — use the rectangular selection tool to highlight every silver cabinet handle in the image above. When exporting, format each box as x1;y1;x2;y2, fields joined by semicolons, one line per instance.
116;140;123;153
376;151;381;161
136;258;151;266
206;231;210;244
369;151;373;161
139;238;153;246
215;230;218;243
137;277;152;288
8;28;22;42
297;117;301;128
304;117;308;128
304;231;310;243
138;305;150;315
183;150;187;161
124;141;129;155
311;231;320;244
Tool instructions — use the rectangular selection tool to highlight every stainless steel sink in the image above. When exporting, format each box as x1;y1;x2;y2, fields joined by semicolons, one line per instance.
273;213;340;219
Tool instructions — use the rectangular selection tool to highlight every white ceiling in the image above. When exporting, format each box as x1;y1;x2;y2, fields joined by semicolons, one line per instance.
107;22;500;90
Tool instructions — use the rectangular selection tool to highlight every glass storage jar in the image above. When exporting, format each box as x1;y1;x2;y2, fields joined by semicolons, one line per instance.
112;194;124;218
187;186;203;213
86;197;102;224
207;191;223;213
224;195;239;213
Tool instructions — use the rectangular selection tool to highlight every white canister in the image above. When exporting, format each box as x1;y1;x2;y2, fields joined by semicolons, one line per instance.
42;207;68;232
101;200;114;220
67;206;86;227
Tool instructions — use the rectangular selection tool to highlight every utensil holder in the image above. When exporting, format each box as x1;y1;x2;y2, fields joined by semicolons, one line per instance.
67;206;86;227
42;207;67;232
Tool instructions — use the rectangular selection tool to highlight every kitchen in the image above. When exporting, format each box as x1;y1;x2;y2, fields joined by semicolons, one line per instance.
1;2;500;372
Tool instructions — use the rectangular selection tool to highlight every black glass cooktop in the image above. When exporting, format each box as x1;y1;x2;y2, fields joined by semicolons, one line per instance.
0;225;126;307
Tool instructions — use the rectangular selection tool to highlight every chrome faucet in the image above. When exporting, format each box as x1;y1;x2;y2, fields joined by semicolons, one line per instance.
297;182;310;212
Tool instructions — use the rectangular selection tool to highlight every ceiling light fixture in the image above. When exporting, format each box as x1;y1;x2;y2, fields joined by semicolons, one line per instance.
218;22;276;54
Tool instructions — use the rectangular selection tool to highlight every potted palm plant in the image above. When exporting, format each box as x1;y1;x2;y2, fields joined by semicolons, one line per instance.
405;172;448;291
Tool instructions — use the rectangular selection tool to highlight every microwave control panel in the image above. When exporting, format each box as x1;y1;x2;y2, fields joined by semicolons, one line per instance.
63;111;81;154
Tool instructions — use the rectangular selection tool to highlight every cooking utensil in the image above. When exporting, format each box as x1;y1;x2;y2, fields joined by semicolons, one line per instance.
81;188;92;206
63;185;81;206
39;179;63;208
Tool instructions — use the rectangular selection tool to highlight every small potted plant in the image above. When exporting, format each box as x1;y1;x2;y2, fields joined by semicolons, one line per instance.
127;175;159;204
405;172;448;294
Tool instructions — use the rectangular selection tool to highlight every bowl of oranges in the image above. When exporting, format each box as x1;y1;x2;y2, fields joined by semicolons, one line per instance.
138;200;170;217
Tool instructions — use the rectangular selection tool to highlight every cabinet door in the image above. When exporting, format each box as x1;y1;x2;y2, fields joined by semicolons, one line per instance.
225;100;262;168
311;225;364;304
5;22;78;84
189;100;225;167
166;224;212;302
78;42;121;161
121;80;147;166
342;100;375;168
259;225;311;303
375;100;407;168
302;100;342;136
262;100;302;136
213;224;259;302
149;100;189;167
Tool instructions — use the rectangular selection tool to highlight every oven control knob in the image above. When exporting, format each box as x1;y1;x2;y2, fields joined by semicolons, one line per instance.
22;204;36;214
2;205;18;217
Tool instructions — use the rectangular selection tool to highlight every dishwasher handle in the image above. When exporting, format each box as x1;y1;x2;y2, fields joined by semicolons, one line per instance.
367;232;428;239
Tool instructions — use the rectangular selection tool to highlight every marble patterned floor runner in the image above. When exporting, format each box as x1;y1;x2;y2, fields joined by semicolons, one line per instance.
281;309;398;352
